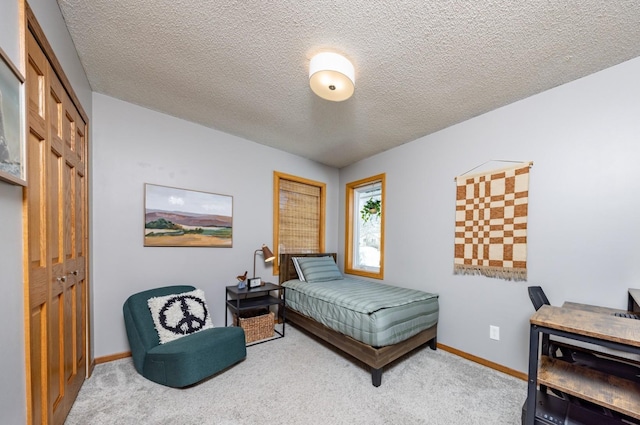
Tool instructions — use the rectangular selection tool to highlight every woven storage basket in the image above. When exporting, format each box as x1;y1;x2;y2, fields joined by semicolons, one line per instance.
234;311;275;343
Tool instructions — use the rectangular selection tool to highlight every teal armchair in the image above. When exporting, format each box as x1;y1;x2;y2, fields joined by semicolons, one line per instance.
123;285;246;387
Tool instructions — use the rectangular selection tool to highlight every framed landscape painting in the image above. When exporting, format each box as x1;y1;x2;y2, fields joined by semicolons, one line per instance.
144;183;233;247
0;47;26;186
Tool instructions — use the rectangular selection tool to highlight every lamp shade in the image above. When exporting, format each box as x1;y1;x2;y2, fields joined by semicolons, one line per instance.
309;52;355;102
261;245;275;262
253;244;275;278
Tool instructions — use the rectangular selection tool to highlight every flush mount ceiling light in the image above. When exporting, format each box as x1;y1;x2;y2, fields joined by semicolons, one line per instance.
309;52;355;102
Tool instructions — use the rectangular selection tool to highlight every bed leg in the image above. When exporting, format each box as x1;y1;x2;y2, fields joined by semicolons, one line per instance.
429;336;437;350
371;367;382;387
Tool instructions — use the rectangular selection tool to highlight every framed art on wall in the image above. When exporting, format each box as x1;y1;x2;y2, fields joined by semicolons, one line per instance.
144;183;233;247
0;46;26;186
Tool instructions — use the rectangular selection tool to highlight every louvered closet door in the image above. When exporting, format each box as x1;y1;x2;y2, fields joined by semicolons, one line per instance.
26;27;88;425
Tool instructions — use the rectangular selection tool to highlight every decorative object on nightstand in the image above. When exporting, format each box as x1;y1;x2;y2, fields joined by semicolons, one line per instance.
247;277;262;288
252;244;275;280
236;271;247;289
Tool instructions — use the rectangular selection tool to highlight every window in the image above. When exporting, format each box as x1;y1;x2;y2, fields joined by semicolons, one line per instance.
273;172;326;274
345;173;385;279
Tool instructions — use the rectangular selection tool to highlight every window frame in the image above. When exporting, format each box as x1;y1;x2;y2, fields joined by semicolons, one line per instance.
345;173;385;279
272;171;326;275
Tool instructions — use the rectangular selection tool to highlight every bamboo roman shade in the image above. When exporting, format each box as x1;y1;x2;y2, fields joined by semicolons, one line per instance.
278;179;321;254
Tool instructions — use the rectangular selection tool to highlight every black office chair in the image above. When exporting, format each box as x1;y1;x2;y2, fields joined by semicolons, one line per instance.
527;286;550;311
526;285;580;405
527;285;560;358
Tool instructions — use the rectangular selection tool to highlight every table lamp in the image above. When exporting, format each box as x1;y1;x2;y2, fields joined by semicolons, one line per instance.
253;244;275;279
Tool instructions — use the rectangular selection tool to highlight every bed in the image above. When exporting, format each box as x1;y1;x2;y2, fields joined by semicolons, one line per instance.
279;253;438;387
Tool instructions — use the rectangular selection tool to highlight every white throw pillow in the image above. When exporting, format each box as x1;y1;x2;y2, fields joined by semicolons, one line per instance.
292;257;306;281
147;288;213;344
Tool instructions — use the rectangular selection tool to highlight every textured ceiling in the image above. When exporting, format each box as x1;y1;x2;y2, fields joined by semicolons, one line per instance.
57;1;640;168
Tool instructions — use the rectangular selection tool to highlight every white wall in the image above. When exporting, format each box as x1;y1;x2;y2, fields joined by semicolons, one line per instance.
91;93;339;357
0;180;25;425
339;56;640;373
0;1;27;423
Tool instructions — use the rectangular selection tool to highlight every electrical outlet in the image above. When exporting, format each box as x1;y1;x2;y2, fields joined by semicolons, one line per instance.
490;325;500;340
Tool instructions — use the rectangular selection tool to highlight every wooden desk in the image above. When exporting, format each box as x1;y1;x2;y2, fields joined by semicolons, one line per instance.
525;304;640;424
562;301;629;316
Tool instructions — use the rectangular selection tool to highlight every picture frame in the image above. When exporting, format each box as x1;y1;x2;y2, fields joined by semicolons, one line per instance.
0;46;26;186
144;183;233;247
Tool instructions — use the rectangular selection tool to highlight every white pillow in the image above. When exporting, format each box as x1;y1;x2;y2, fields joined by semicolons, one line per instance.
147;288;213;344
292;257;306;281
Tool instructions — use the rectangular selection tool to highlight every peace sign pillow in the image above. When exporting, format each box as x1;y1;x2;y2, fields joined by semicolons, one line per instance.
147;288;214;344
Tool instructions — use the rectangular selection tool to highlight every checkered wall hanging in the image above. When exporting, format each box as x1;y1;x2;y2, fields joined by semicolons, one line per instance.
454;161;532;281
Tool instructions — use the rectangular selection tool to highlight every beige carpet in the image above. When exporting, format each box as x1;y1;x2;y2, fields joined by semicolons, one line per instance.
65;326;527;424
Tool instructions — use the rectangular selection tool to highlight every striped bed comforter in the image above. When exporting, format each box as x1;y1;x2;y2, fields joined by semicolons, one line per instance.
282;277;438;347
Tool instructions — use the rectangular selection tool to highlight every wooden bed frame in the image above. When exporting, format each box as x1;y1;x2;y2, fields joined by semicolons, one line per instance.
279;253;437;387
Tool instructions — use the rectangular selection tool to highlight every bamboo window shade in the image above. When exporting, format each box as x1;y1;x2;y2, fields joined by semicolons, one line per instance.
278;179;321;254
